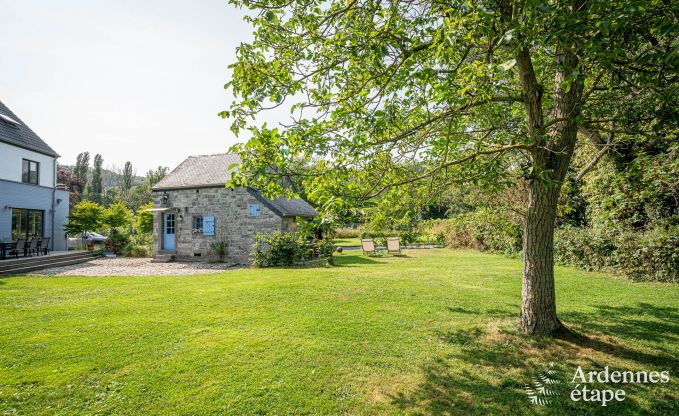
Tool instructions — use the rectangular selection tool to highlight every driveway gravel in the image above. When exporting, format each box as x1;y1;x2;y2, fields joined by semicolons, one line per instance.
36;257;239;276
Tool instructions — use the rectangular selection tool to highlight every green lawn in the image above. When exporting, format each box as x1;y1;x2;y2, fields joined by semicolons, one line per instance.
0;250;676;415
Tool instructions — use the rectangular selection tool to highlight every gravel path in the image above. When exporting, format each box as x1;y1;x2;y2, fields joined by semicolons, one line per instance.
37;257;240;276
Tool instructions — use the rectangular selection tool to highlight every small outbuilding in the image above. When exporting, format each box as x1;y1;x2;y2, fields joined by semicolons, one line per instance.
151;153;318;264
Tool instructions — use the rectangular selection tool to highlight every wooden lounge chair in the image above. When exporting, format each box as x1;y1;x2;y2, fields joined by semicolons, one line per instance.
387;237;402;255
361;239;379;256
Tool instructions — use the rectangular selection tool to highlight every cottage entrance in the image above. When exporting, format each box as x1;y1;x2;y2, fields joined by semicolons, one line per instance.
163;213;175;250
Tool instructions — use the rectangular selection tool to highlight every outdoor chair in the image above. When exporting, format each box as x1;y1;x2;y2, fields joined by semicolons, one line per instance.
361;239;379;256
40;237;51;255
10;239;26;258
387;237;402;255
26;237;39;256
35;238;44;256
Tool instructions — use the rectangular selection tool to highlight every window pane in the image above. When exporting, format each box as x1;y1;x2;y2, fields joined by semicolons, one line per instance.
11;209;26;240
27;210;43;237
22;160;29;183
30;161;39;184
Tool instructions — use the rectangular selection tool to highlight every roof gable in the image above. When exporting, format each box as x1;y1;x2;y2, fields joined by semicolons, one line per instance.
154;153;319;217
0;100;59;157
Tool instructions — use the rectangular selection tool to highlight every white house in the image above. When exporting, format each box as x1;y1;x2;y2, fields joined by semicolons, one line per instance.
0;100;69;251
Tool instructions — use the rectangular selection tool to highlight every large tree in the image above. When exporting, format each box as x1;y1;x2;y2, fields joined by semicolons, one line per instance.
122;161;135;199
88;154;104;203
73;152;90;198
224;0;678;335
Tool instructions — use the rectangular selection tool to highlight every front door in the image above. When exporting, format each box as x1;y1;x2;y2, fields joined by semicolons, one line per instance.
163;213;175;250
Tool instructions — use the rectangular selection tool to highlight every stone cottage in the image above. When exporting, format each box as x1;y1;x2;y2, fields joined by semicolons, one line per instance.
151;153;318;264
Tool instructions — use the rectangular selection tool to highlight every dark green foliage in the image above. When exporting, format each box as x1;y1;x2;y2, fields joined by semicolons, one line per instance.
146;166;169;187
318;238;335;265
430;209;523;255
253;231;332;267
88;154;104;203
73;152;90;197
397;230;420;247
209;241;229;263
554;226;678;283
253;231;307;267
122;161;134;197
104;233;130;255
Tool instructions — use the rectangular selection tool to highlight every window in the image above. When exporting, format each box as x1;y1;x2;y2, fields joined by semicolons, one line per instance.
22;159;39;185
193;216;203;233
203;216;215;236
11;209;44;240
249;203;261;217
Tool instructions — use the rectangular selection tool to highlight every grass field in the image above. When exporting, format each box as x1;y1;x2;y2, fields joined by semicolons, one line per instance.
0;249;676;415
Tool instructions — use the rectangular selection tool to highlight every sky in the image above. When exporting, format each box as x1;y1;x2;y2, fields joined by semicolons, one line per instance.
0;0;283;174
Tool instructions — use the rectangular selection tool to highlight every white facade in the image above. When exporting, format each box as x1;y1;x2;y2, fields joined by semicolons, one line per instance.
0;141;56;186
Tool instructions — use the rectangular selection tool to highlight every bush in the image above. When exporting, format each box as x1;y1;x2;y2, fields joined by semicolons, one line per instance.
253;231;306;267
555;226;678;282
432;209;523;255
319;238;335;265
334;227;360;238
253;231;336;267
397;229;420;247
123;243;150;257
209;241;229;262
105;233;130;255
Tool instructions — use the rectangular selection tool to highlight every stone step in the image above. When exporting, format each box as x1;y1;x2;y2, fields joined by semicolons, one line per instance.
151;254;175;263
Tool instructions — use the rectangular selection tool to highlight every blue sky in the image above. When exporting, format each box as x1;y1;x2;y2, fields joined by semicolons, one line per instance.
0;0;279;173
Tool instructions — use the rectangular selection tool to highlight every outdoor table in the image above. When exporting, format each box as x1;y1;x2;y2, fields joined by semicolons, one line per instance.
0;242;17;260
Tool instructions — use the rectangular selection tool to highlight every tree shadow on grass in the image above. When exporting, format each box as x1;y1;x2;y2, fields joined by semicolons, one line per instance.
333;255;386;267
560;303;679;353
389;305;678;415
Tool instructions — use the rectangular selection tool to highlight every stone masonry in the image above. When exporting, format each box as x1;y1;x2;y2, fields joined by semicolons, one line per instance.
153;186;297;264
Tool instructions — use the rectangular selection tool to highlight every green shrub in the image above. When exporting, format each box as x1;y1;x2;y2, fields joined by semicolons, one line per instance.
434;209;523;255
123;243;150;258
209;241;229;262
319;238;335;265
334;227;360;238
397;229;420;247
252;231;307;267
553;227;617;271
554;226;678;282
253;231;337;267
104;233;130;255
618;228;678;282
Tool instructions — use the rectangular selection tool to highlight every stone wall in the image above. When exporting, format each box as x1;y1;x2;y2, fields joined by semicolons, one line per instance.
153;187;287;264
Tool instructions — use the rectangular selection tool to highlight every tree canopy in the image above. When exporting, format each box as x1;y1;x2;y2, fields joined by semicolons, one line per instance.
224;0;678;335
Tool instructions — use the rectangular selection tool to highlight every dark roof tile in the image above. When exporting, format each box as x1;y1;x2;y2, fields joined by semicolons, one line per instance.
0;100;59;157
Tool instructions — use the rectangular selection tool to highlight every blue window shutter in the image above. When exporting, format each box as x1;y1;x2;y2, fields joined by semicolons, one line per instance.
203;216;215;236
249;204;260;217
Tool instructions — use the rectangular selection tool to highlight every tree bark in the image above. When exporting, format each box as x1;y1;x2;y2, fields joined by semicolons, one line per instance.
516;36;584;336
521;180;562;335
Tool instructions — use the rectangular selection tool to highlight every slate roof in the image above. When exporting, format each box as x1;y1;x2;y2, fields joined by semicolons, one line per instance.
153;153;319;217
0;100;59;157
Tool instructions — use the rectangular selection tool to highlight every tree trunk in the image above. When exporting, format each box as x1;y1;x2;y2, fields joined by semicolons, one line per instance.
516;37;584;336
521;180;562;335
